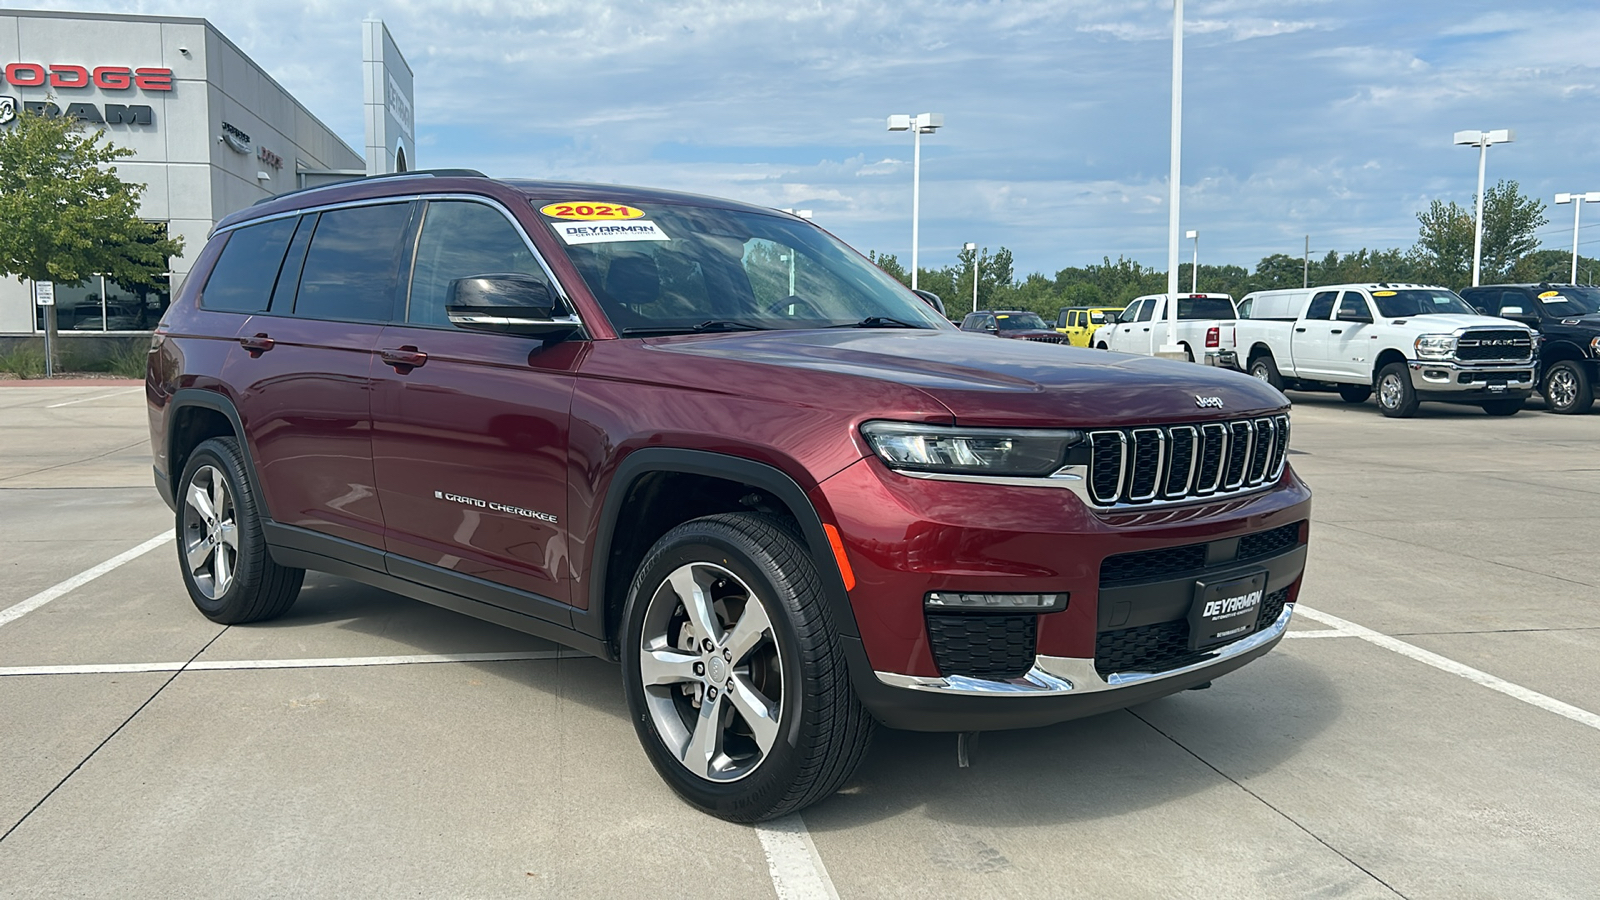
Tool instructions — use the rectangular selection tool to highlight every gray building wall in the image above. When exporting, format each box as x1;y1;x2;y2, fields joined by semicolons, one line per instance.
0;9;365;334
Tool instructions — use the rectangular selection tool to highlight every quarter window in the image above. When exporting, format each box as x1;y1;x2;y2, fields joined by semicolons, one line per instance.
407;201;554;327
293;203;413;322
201;217;298;313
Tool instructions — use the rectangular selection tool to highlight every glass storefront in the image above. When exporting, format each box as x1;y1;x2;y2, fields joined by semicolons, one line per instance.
34;274;172;332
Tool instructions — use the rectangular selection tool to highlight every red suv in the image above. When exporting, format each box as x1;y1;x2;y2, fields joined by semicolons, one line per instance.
147;170;1311;822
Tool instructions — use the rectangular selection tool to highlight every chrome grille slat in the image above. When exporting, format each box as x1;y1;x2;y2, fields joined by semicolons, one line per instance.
1086;416;1291;509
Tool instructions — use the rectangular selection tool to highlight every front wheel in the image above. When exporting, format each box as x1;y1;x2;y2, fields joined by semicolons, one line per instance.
1481;398;1523;416
1376;363;1419;418
1249;355;1284;391
1542;360;1594;414
620;513;873;822
1338;385;1372;404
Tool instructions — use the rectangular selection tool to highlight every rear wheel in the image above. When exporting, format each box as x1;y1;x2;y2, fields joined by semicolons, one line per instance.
177;437;303;624
1481;399;1523;416
1376;363;1419;418
1542;360;1594;414
620;513;873;822
1248;355;1283;391
1338;385;1372;404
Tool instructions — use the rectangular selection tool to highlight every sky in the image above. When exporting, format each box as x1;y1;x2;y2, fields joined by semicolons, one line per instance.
30;0;1600;279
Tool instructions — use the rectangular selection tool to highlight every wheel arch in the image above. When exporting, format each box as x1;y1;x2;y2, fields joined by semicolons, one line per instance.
1247;342;1274;364
584;448;861;657
166;389;268;519
1372;347;1409;383
1539;339;1587;365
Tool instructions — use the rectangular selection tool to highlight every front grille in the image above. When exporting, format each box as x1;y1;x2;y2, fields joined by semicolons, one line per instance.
1455;330;1533;362
1086;415;1289;508
1094;586;1291;676
927;613;1038;679
1237;522;1300;561
1022;333;1067;344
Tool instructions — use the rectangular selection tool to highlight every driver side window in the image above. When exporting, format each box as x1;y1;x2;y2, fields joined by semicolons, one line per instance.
408;200;554;327
1134;299;1156;322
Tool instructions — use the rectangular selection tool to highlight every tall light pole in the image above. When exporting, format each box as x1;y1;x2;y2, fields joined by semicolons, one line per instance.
1186;229;1199;294
964;242;978;312
888;112;944;290
1555;192;1600;284
1159;0;1185;358
779;208;813;295
1453;129;1515;287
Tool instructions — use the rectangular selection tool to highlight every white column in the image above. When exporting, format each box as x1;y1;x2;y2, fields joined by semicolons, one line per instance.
1472;139;1487;287
1161;0;1184;354
911;128;922;291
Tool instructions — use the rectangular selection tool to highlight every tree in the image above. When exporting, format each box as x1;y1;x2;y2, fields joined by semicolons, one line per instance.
868;251;909;286
1478;180;1546;281
1508;249;1600;285
0;108;182;365
953;244;1015;311
1411;180;1546;289
1412;199;1475;289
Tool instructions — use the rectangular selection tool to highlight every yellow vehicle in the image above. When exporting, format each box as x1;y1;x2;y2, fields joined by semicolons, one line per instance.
1055;306;1125;347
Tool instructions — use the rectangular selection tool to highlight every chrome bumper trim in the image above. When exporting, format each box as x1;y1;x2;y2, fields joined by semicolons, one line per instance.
1406;359;1535;392
873;603;1293;697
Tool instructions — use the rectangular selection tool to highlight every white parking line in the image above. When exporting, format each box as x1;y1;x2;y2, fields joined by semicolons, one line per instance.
1296;605;1600;733
0;649;585;677
45;387;143;408
1282;629;1356;639
0;531;173;629
755;815;839;900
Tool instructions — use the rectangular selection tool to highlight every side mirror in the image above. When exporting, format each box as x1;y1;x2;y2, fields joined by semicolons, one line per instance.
912;288;945;316
1498;305;1538;324
1336;307;1372;323
446;274;580;339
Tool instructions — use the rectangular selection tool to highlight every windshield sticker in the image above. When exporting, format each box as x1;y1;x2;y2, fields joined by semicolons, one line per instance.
1373;290;1397;296
1543;295;1570;303
996;314;1011;319
1538;290;1561;299
540;201;645;221
551;220;671;245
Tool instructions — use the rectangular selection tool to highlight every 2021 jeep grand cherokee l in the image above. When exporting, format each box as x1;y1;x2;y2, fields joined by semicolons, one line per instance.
147;170;1312;822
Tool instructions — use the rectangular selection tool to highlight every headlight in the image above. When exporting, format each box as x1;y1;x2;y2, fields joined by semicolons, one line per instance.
860;421;1083;477
1590;336;1599;355
1414;334;1457;360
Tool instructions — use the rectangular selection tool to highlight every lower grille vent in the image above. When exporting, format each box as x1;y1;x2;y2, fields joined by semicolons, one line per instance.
1093;587;1291;677
927;613;1038;679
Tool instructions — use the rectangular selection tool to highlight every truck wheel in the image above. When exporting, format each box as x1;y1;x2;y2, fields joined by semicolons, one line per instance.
1248;356;1283;390
1481;399;1523;416
620;512;874;822
1376;363;1420;418
177;437;304;624
1542;360;1594;414
1181;343;1194;363
1338;385;1372;404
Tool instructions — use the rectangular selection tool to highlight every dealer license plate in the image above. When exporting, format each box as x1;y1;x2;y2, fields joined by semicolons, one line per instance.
1188;571;1268;651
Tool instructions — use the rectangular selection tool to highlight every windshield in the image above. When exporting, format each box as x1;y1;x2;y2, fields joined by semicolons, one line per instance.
995;312;1048;331
1371;289;1476;317
541;200;950;334
1539;287;1600;315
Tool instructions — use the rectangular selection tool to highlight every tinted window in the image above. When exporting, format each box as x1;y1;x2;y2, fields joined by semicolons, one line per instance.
995;312;1047;331
201;218;298;313
1337;292;1370;319
1370;289;1475;317
1536;287;1600;315
1133;299;1155;322
1495;291;1529;315
1177;297;1236;319
293;203;413;322
408;201;554;327
1306;292;1337;320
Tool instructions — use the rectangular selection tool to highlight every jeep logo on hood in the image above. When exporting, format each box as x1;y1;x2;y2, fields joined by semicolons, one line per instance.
1194;395;1224;409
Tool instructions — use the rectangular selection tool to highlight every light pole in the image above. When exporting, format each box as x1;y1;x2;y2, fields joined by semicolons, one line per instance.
1186;229;1199;294
1554;192;1600;284
1159;0;1185;358
964;242;978;312
1453;128;1515;287
888;112;944;290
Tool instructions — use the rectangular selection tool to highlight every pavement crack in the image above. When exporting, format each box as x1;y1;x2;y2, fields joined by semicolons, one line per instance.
1127;708;1411;900
1313;520;1600;591
0;439;150;485
0;626;229;844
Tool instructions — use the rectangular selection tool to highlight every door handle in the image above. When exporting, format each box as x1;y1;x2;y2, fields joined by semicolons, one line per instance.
1331;329;1343;334
239;334;274;357
1294;327;1307;333
380;346;428;372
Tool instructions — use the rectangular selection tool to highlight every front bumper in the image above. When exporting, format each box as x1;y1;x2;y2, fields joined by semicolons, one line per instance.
1408;359;1535;398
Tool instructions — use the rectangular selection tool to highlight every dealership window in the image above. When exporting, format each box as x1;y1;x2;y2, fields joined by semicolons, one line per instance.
30;222;176;332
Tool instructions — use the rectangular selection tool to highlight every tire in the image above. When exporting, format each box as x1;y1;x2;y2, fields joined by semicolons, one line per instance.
1542;360;1595;415
1338;385;1372;404
1096;342;1109;350
1481;399;1523;416
1376;362;1419;418
1248;355;1283;391
620;512;874;823
176;437;304;624
1181;343;1195;363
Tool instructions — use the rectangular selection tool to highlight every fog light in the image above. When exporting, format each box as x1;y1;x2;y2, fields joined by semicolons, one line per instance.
924;592;1068;612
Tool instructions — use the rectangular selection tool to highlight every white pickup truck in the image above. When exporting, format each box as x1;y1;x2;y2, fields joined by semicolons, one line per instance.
1090;293;1238;365
1222;283;1537;418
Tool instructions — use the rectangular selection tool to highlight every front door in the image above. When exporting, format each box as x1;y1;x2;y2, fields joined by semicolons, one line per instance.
1112;298;1152;352
1326;291;1377;379
1290;291;1340;377
369;198;580;619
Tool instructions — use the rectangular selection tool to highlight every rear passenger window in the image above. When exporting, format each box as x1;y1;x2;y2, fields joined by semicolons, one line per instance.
293;203;413;322
200;218;298;313
1306;292;1337;320
407;201;554;327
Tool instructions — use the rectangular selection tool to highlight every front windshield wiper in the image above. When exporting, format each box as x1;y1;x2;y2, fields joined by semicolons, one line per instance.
826;316;926;329
621;320;771;336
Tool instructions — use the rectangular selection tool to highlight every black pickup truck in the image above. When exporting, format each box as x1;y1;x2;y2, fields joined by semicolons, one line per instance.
1461;284;1600;414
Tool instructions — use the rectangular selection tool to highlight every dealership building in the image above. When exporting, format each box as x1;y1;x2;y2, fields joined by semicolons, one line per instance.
0;8;414;336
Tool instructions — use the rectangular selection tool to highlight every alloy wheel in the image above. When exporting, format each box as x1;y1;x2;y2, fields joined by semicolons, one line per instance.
182;465;240;599
638;562;783;783
1379;373;1403;409
1547;368;1578;410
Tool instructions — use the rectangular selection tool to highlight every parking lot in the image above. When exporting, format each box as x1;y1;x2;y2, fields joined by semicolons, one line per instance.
0;382;1596;899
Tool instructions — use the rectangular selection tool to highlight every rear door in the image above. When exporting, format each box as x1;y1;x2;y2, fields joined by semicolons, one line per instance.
221;201;415;550
369;197;580;617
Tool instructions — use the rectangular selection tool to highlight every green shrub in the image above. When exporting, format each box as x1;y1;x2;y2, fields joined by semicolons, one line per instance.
0;345;46;379
108;344;147;379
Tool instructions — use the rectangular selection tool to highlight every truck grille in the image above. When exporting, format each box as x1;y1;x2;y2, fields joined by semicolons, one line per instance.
1087;416;1289;508
927;613;1038;679
1455;330;1533;362
1093;586;1290;676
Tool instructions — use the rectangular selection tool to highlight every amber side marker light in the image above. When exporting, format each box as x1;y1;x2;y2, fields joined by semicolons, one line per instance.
822;524;856;591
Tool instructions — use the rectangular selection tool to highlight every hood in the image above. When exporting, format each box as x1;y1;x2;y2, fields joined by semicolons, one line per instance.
647;329;1287;426
1385;314;1532;333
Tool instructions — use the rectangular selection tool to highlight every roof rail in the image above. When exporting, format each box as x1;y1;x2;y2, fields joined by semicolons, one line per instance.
251;168;490;207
